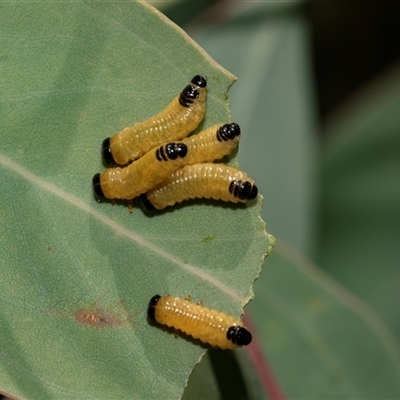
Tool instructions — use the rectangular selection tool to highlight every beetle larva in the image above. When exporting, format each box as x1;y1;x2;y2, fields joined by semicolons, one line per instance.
147;294;252;350
102;75;207;165
92;142;188;201
181;122;241;164
140;163;258;212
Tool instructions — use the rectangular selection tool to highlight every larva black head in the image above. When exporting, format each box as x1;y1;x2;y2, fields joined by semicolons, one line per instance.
179;85;200;107
229;180;258;200
92;173;105;202
166;142;187;160
156;142;187;161
191;74;207;88
216;123;241;142
226;326;252;346
101;137;115;165
139;193;157;213
147;294;161;321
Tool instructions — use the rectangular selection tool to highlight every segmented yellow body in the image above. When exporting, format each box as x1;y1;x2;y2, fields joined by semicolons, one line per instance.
99;143;187;200
181;123;240;164
97;122;240;201
153;296;246;350
108;77;207;165
145;163;256;210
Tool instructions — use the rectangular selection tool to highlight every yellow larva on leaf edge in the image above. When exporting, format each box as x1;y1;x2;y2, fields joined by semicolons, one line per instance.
102;75;207;165
181;122;241;165
140;163;258;212
147;295;252;350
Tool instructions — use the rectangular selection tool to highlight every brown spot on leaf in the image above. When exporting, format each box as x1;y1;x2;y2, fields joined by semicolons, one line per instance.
74;305;123;329
48;298;135;329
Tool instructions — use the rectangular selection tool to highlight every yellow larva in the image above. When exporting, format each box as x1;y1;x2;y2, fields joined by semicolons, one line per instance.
181;122;241;164
93;123;240;202
147;295;252;350
92;142;188;201
102;75;207;165
140;163;258;212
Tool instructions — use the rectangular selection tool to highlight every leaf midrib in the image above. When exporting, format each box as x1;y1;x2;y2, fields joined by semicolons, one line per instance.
0;153;246;301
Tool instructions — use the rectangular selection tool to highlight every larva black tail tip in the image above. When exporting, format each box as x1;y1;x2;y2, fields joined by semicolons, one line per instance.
139;194;157;213
147;295;162;321
236;327;252;346
92;173;105;202
191;74;207;88
248;185;258;200
237;181;258;201
228;122;241;137
227;326;252;346
218;123;241;141
101;137;115;165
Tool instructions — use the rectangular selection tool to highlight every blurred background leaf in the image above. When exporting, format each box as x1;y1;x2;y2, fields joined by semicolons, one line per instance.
250;246;400;399
318;66;400;340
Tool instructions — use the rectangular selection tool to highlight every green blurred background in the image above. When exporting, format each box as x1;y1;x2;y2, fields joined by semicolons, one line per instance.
147;1;400;398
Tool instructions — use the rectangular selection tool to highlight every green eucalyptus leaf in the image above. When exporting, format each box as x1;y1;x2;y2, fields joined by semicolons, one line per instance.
0;1;272;398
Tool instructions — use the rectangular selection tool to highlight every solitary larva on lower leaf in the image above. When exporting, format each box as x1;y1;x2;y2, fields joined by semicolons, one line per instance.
102;75;207;165
92;142;188;201
140;163;258;212
147;295;252;350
